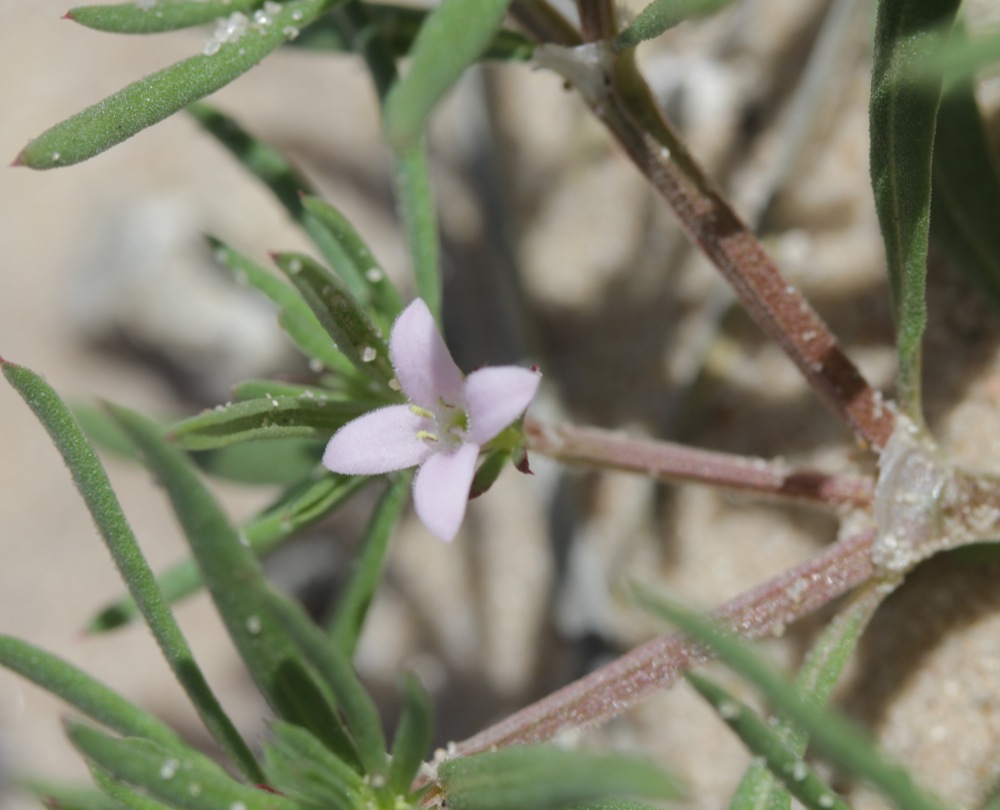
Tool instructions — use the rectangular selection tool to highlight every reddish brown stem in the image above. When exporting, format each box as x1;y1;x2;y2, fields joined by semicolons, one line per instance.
524;418;874;509
453;527;875;756
533;43;895;453
576;0;617;41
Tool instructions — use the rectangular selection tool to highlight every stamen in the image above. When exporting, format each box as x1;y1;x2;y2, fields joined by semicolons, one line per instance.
416;430;439;443
410;405;434;420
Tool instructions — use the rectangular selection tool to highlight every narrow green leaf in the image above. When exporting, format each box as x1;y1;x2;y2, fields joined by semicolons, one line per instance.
0;636;179;750
263;588;388;776
263;722;369;809
192;438;322;485
209;238;352;374
328;474;409;655
166;393;369;450
687;674;848;810
615;0;736;49
929;26;1000;311
729;585;881;810
634;588;947;810
915;24;1000;85
73;403;140;461
387;673;433;797
0;360;262;783
17;0;337;169
293;4;534;61
300;194;404;333
393;143;442;324
273;252;394;380
108;405;360;765
90;769;174;810
68;0;260;34
437;745;683;810
469;449;510;499
383;0;512;151
869;0;961;416
89;474;368;632
67;723;295;810
21;780;123;810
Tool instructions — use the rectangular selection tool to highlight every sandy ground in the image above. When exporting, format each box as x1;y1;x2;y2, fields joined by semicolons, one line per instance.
6;2;1000;809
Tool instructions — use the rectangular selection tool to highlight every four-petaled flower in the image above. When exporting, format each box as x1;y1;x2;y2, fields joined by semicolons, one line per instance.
323;299;541;541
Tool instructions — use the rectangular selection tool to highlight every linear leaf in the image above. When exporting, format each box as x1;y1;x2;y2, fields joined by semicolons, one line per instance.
273;252;394;380
68;0;261;34
687;674;848;810
729;585;881;810
929;26;1000;311
89;474;368;632
90;769;174;810
109;405;361;765
22;780;125;810
383;0;512;151
634;588;947;810
209;238;352;374
263;588;388;776
68;723;295;810
393;144;442;325
17;0;337;169
387;672;433;797
615;0;736;49
293;4;533;61
328;474;409;655
437;745;684;810
869;0;961;416
166;393;368;450
0;360;262;782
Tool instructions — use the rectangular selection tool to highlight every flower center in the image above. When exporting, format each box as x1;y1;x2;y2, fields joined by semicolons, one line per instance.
411;399;469;449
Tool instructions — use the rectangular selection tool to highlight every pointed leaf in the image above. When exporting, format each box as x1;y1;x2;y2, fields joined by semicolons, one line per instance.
67;723;295;810
634;588;947;810
393;143;442;324
616;0;736;49
167;394;372;450
90;769;174;810
328;474;409;655
293;4;533;61
89;474;368;632
869;0;961;415
209;238;352;374
0;360;261;782
437;745;683;810
17;0;337;169
387;673;433;797
21;780;125;810
263;588;388;776
383;0;513;151
68;0;262;34
300;194;404;333
273;252;393;380
108;405;360;765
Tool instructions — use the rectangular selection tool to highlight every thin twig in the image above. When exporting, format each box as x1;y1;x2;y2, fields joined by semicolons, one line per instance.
453;527;875;755
524;418;874;509
576;0;617;41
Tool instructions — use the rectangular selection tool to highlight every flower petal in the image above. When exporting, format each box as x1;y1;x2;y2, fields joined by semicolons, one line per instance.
390;299;465;410
323;405;433;475
412;442;480;542
465;366;541;445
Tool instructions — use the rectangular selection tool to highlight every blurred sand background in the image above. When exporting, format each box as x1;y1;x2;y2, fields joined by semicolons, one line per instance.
6;1;1000;808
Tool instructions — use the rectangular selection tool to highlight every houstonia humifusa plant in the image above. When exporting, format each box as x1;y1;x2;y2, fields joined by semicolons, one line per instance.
9;0;1000;809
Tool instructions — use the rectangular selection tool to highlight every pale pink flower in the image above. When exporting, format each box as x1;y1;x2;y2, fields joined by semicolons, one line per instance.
322;299;541;541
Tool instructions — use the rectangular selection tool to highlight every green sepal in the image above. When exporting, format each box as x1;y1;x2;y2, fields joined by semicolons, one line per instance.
17;0;337;169
272;252;393;381
67;0;261;34
387;673;433;797
166;394;370;450
89;472;367;631
437;745;684;810
107;405;361;767
66;722;295;810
